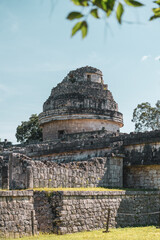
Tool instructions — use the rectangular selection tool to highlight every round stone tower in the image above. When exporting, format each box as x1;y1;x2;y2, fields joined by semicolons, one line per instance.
39;66;123;141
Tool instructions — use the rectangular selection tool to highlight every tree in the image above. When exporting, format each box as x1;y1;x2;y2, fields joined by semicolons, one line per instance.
67;0;160;38
16;114;42;143
132;100;160;132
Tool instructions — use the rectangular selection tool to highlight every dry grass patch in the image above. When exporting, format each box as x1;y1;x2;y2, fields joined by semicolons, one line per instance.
32;187;123;192
5;227;160;240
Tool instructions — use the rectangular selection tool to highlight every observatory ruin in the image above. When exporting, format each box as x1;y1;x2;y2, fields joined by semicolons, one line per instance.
0;66;160;238
39;66;123;141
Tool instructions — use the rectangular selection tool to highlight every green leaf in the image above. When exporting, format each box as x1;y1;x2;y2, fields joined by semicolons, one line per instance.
71;0;89;6
92;0;115;14
92;0;103;9
153;0;160;5
152;7;160;14
101;1;108;11
71;21;83;37
124;0;144;7
106;10;112;17
116;2;124;23
150;7;160;20
90;8;99;18
67;11;84;20
106;0;116;17
81;21;88;38
150;14;160;20
107;0;116;10
71;21;88;38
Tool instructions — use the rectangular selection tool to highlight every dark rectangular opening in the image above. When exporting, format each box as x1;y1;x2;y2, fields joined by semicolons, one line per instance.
58;130;65;138
87;75;91;80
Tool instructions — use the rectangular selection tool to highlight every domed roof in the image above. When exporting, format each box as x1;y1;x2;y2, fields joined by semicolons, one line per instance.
63;66;102;82
39;66;123;127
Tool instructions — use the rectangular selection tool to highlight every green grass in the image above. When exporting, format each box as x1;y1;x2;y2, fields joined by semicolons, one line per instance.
32;187;158;192
1;187;158;192
5;227;160;240
32;187;123;192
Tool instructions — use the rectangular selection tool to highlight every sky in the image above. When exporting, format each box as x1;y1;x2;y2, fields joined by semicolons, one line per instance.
0;0;160;143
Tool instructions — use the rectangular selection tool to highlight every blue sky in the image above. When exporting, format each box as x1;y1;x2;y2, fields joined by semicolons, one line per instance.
0;0;160;143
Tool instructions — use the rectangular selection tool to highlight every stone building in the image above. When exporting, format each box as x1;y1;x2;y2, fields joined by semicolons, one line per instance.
39;66;123;140
0;66;160;191
0;66;160;237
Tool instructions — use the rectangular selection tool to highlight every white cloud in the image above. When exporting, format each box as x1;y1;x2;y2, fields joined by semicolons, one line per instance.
141;55;150;61
155;56;160;61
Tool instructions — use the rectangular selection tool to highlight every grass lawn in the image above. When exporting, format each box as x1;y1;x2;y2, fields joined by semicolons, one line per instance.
32;187;123;192
1;187;156;192
5;227;160;240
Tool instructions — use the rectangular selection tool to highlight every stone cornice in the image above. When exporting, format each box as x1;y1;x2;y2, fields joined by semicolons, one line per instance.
39;112;123;127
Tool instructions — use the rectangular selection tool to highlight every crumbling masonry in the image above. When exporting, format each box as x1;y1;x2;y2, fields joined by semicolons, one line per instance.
0;66;160;238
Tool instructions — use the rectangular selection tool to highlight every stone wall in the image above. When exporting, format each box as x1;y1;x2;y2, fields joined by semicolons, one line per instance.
8;153;35;190
30;148;111;163
34;190;160;234
34;191;53;233
124;165;160;189
122;131;160;189
124;142;160;166
39;66;123;141
0;190;37;238
32;156;123;189
0;153;10;190
42;119;120;141
1;130;160;191
0;156;3;189
26;130;121;162
3;153;123;189
0;190;159;237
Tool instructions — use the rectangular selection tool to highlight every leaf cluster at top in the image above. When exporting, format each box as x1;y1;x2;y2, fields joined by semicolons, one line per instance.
67;0;145;38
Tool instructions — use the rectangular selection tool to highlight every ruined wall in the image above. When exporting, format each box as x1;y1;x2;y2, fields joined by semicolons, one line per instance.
84;72;102;83
124;142;160;166
0;156;3;189
0;190;37;238
26;130;121;162
0;189;159;237
39;66;123;141
34;191;53;232
42;119;120;141
124;165;160;189
8;153;34;190
34;190;160;234
2;130;160;191
6;154;123;189
30;148;110;163
32;156;123;189
0;153;10;190
123;131;160;189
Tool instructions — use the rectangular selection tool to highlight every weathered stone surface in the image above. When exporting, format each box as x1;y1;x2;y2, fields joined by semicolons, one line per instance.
34;190;160;234
0;130;160;190
124;165;160;189
0;190;37;238
39;66;123;140
0;153;123;190
0;66;160;237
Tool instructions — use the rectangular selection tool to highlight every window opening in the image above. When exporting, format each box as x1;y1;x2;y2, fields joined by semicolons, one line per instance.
87;75;91;80
58;130;65;138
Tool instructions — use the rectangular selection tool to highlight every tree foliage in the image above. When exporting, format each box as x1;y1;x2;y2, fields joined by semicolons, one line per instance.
16;114;42;143
132;101;160;132
67;0;160;38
